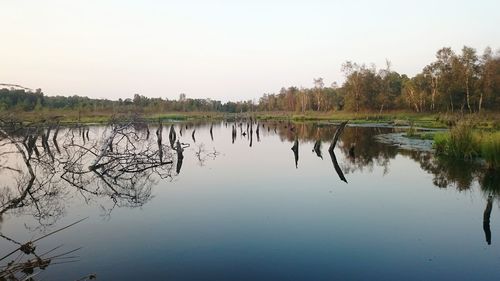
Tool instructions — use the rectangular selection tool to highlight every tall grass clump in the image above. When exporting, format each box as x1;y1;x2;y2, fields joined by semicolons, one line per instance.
480;132;500;170
433;120;479;159
433;132;449;154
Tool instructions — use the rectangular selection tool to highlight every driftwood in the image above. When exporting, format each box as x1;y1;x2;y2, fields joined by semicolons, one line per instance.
192;129;196;143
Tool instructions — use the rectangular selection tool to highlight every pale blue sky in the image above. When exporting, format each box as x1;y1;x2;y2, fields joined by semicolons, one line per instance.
1;0;499;101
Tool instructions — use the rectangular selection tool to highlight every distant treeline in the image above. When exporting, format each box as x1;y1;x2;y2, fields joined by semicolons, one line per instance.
1;46;499;114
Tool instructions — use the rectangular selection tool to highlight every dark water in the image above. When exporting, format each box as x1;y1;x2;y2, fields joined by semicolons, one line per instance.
1;121;499;280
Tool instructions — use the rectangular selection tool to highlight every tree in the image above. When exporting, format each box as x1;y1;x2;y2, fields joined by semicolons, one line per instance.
313;77;324;111
423;63;439;111
459;46;479;113
477;46;500;112
434;47;456;112
341;61;363;112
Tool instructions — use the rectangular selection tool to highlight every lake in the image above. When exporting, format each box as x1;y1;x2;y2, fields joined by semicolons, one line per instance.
1;120;499;281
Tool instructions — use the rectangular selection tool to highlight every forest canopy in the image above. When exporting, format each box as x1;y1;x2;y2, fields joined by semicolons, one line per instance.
1;45;499;114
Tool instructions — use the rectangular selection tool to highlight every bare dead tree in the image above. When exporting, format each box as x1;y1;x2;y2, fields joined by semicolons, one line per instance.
1;118;177;226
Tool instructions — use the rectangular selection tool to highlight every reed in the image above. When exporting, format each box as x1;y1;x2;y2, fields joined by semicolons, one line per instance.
480;132;500;170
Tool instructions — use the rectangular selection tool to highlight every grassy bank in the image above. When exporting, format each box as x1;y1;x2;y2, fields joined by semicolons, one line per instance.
1;109;225;124
2;109;499;130
433;121;500;170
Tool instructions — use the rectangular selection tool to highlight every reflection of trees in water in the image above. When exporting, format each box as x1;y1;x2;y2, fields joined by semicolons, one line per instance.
63;122;174;209
0;118;184;279
400;147;500;246
269;122;397;175
266;121;499;246
400;150;499;195
266;121;499;197
194;143;221;167
0;122;67;228
0;119;178;227
337;126;397;175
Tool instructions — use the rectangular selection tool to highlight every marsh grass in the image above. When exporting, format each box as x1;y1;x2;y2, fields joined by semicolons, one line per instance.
447;121;480;159
480;132;500;170
434;120;500;170
433;120;478;159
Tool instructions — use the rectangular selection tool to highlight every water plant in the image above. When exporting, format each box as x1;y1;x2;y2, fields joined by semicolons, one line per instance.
480;132;500;170
433;120;478;159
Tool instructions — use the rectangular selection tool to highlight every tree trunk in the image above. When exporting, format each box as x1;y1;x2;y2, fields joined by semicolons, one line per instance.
449;93;454;113
465;77;472;113
478;92;483;112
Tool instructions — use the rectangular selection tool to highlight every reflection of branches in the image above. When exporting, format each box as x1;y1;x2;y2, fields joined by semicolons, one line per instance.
194;144;221;166
0;119;177;226
60;121;175;210
0;218;86;281
0;123;65;228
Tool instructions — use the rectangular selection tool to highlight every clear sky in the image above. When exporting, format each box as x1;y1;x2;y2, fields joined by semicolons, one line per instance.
1;0;499;102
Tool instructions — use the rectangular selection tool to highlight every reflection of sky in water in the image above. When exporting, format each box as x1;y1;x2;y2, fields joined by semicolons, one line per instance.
1;122;500;280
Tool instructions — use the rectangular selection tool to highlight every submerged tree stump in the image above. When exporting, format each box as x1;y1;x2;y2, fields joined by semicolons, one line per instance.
291;139;299;168
328;121;348;152
483;196;493;245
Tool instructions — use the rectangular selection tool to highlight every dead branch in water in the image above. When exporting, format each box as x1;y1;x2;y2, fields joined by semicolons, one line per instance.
483;196;493;245
0;218;87;280
291;139;299;168
328;121;349;183
313;140;322;159
328;121;348;152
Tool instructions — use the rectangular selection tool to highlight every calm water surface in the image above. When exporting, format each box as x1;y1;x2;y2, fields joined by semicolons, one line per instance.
1;121;499;280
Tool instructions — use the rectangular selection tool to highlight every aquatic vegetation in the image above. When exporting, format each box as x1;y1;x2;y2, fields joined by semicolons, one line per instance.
433;121;479;159
433;121;500;170
480;132;500;170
